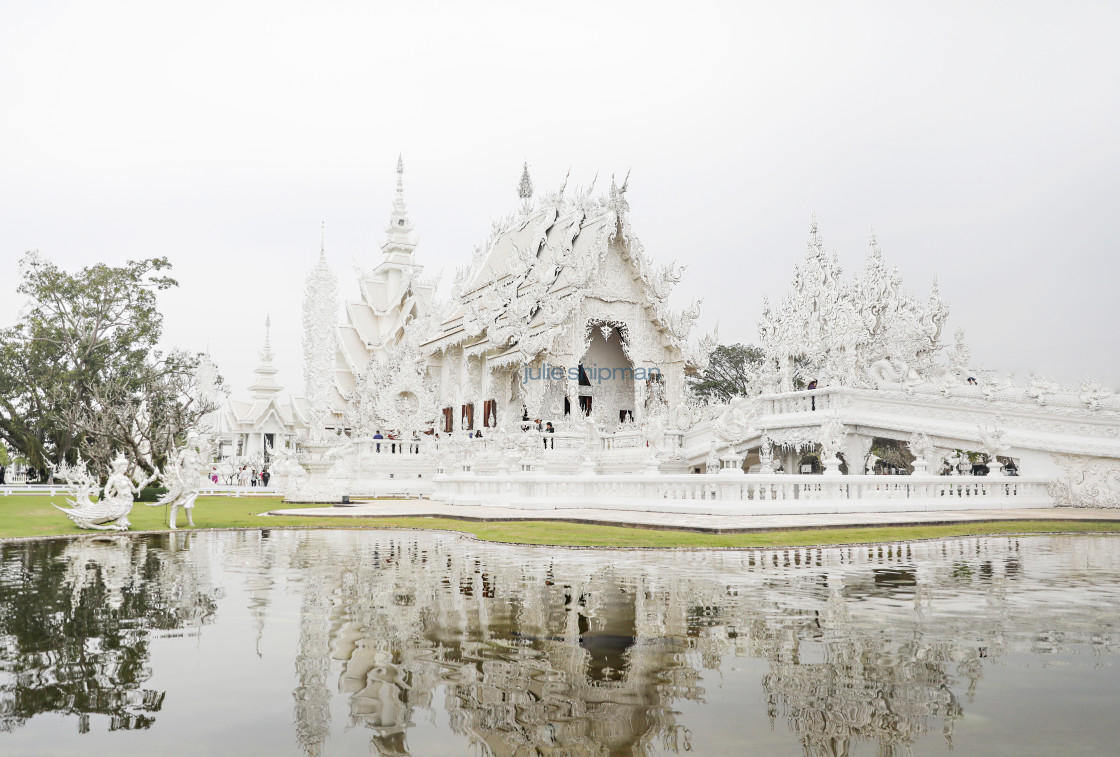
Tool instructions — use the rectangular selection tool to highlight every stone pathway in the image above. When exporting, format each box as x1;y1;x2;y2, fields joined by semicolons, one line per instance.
266;501;1120;534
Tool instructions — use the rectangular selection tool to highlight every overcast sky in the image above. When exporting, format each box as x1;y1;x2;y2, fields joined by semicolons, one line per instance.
2;1;1118;397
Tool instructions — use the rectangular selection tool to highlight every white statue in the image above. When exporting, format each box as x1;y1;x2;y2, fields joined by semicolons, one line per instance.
149;431;212;529
865;451;881;475
267;441;306;498
908;431;936;476
582;411;600;450
757;436;775;474
55;453;154;531
818;419;847;476
978;418;1010;476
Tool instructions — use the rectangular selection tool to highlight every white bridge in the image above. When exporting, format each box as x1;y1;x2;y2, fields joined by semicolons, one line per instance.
309;382;1120;513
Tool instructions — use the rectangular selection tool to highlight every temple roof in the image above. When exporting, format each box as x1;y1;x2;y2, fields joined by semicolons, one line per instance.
421;172;692;360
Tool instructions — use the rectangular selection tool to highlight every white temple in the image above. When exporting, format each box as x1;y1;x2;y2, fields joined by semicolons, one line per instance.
327;160;699;439
217;158;1120;511
208;316;308;468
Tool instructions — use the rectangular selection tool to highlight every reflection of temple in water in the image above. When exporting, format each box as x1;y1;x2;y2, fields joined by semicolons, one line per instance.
274;532;1120;757
4;530;1118;753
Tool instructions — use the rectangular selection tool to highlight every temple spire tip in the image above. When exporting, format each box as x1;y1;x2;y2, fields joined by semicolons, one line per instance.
517;161;533;201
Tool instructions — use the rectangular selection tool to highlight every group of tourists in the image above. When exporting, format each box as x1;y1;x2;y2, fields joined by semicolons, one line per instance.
372;430;423;454
209;465;271;487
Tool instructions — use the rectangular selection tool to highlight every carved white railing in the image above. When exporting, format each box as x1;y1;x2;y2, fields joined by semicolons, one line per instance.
759;388;839;416
432;472;1054;513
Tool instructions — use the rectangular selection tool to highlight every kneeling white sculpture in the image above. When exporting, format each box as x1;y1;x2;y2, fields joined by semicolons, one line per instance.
54;454;153;531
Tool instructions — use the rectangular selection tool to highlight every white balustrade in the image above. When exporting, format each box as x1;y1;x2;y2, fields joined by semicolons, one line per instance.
432;471;1054;514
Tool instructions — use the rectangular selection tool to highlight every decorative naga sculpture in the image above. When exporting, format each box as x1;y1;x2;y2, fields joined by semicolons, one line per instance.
149;432;211;529
55;454;154;531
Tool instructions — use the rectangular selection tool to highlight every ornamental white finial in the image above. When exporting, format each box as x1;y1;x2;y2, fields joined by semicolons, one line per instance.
259;314;274;363
517;161;533;200
385;155;414;246
320;221;326;258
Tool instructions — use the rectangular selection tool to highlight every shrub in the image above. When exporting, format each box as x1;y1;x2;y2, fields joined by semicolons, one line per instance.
137;485;168;502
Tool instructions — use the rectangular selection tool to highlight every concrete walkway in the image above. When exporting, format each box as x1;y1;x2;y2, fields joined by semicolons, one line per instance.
266;500;1120;534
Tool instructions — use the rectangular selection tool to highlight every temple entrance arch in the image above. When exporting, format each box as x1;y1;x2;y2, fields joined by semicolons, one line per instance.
578;324;636;427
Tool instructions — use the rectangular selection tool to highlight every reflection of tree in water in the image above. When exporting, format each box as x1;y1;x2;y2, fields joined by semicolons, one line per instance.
278;533;1120;757
0;533;217;733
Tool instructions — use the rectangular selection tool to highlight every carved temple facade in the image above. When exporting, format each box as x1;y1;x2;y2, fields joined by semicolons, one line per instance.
331;161;700;440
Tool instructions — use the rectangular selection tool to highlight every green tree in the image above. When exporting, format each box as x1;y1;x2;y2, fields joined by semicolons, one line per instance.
689;343;766;401
0;252;217;475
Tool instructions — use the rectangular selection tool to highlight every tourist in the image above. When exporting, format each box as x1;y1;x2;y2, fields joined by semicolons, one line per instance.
262;468;271;487
250;468;258;487
475;429;483;439
544;421;554;449
238;466;250;487
0;464;5;485
211;466;218;484
373;429;383;453
967;376;978;385
807;379;818;410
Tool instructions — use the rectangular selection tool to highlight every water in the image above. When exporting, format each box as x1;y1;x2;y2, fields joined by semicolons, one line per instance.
2;530;1119;756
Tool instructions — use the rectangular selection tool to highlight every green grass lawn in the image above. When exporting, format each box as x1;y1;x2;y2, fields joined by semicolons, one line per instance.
2;494;1119;548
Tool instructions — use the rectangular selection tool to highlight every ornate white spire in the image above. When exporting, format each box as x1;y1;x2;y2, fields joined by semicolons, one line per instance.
259;314;274;362
607;169;631;217
303;230;339;438
250;314;282;400
517;161;533;201
383;154;416;255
